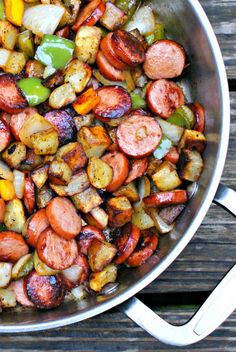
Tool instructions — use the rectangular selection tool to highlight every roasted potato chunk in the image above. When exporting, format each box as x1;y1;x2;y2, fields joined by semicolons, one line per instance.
49;160;72;185
4;199;26;233
87;157;113;189
152;161;182;191
178;129;206;153
75;26;102;64
36;185;55;209
5;51;26;75
19;150;43;171
26;60;45;78
178;149;204;182
107;196;133;228
56;142;87;172
49;83;76;109
132;205;155;230
100;2;127;30
0;262;12;288
78;126;111;158
64;59;92;93
0;48;11;69
0;20;19;50
0;287;16;308
71;186;102;213
74;114;94;131
113;182;139;202
50;170;90;196
31;163;49;189
30;128;59;155
84;206;108;230
2;142;27;168
88;238;117;272
89;263;117;292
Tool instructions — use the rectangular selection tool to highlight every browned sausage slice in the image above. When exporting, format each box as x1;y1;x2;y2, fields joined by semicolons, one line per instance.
93;86;131;119
10;108;37;141
0;231;29;263
11;279;35;307
25;209;50;248
37;228;78;270
46;197;82;240
146;79;185;118
0;117;11;152
124;158;148;185
62;253;90;289
144;190;188;208
111;30;145;66
96;50;125;82
0;74;27;114
100;33;129;70
117;115;162;158
102;151;129;192
77;225;105;255
188;102;205;133
143;40;186;80
114;223;140;265
72;0;105;31
25;271;65;309
23;176;35;214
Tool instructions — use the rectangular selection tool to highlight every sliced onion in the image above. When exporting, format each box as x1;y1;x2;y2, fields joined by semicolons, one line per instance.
145;208;174;234
23;5;65;36
62;264;83;284
125;6;156;35
13;170;25;199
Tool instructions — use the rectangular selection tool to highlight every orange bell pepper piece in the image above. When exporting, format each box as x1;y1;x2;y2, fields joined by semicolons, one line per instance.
4;0;24;26
73;87;100;115
0;180;15;201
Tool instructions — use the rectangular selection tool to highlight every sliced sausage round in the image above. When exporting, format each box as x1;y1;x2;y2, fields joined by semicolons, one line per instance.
0;117;11;152
0;198;5;223
100;33;129;70
114;223;140;265
124;158;148;185
143;190;188;208
72;0;105;31
188;102;205;133
23;176;35;214
77;225;105;255
37;228;78;270
46;197;81;240
10;107;37;141
117;115;162;158
111;30;145;66
96;50;125;82
62;253;90;289
25;209;50;248
143;40;186;80
0;74;27;114
126;230;158;267
11;279;35;307
93;86;131;120
146;79;185;118
102;151;129;192
0;231;29;263
25;271;65;309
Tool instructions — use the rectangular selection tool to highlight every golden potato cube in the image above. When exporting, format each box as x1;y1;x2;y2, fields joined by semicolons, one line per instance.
2;142;27;168
4;199;26;233
178;149;204;182
64;59;92;93
5;51;26;74
48;160;72;186
30;128;59;155
88;238;117;272
178;129;206;153
49;83;76;109
78;126;111;158
31;163;49;189
71;186;102;213
113;182;139;202
107;196;133;228
152;161;182;191
56;142;87;172
87;157;113;189
84;206;108;230
89;264;117;292
75;26;102;64
0;20;19;50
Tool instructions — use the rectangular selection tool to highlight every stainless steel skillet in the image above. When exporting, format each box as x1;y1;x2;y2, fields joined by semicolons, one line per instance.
0;0;234;346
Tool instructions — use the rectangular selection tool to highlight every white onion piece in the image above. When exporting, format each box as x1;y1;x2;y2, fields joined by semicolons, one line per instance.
23;5;65;36
71;285;87;301
125;6;156;35
0;161;14;181
13;170;25;199
62;265;83;284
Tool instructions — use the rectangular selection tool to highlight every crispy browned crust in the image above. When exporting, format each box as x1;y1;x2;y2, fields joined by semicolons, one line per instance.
0;74;27;114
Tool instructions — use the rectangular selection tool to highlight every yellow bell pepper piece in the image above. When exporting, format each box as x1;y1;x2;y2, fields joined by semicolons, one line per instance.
0;180;15;201
72;88;100;115
4;0;24;27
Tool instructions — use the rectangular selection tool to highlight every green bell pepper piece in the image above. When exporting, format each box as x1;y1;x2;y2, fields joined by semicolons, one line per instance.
131;92;147;110
17;78;51;106
145;23;165;46
35;35;75;70
0;0;4;20
153;135;172;160
17;30;34;58
167;105;195;129
116;0;141;21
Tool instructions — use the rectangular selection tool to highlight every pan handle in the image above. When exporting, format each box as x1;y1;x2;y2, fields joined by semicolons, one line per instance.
119;183;236;346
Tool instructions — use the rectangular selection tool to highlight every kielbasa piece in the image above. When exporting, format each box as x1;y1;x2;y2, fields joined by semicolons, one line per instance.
77;225;105;255
114;223;140;265
0;198;5;223
44;110;76;146
144;190;188;208
37;228;78;270
25;209;50;248
100;33;129;70
46;197;81;240
146;79;185;118
11;279;35;308
163;147;180;164
0;117;10;152
96;51;125;82
126;230;158;267
0;74;27;114
143;40;186;80
102;151;129;192
25;271;65;309
72;0;106;32
62;253;90;289
188;102;205;133
111;30;145;67
75;253;90;283
124;158;148;185
10;108;37;141
0;231;29;263
117;115;162;158
93;86;131;120
23;176;35;214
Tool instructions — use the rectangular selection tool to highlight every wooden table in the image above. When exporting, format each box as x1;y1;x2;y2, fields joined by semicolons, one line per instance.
1;1;236;350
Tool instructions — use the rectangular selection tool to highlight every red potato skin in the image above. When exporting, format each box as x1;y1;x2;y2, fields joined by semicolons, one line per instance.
0;198;5;223
102;151;129;192
144;190;188;208
146;79;185;118
163;147;180;164
96;50;125;82
25;271;65;309
23;176;35;214
100;33;129;70
111;30;145;67
143;40;186;80
117;115;162;158
126;230;158;267
114;223;140;265
46;197;82;240
10;107;37;141
0;231;29;263
37;228;78;270
188;102;205;133
72;0;105;31
77;225;105;256
11;279;35;308
25;209;50;248
44;110;76;146
93;86;131;120
0;74;28;114
124;158;148;185
0;117;11;152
